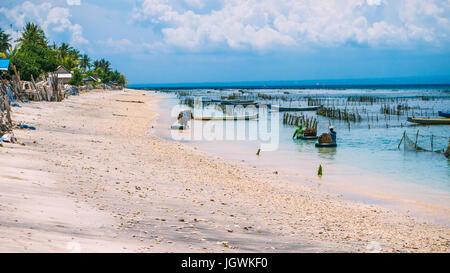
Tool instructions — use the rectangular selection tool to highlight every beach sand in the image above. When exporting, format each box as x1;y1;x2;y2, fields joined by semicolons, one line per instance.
0;88;448;252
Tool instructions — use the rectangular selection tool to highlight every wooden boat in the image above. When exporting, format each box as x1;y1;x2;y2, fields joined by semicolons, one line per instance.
271;105;323;111
220;99;254;105
315;142;337;147
407;117;450;125
438;111;450;118
194;113;258;121
220;101;257;106
297;135;318;140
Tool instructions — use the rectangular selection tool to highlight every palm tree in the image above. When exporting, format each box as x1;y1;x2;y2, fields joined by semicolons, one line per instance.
80;54;91;72
16;22;47;47
0;27;11;53
93;59;111;72
57;43;72;60
5;45;18;59
99;58;111;72
93;60;101;71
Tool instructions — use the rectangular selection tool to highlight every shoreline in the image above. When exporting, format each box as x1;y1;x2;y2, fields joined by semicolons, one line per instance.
0;88;448;252
151;93;450;225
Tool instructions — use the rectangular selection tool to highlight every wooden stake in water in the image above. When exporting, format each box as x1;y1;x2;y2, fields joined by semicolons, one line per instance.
431;135;434;151
415;130;419;149
398;131;405;150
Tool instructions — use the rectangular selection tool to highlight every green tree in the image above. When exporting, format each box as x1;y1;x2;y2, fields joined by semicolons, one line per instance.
16;22;47;47
0;28;11;53
56;43;72;60
117;74;127;86
69;69;82;86
80;54;91;72
11;42;58;81
93;58;111;73
53;43;80;71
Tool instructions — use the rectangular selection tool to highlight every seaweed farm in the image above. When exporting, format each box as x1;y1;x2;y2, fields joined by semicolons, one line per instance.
147;86;450;221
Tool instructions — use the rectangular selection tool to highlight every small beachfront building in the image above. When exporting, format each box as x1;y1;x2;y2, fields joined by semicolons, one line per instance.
82;76;97;85
51;66;73;84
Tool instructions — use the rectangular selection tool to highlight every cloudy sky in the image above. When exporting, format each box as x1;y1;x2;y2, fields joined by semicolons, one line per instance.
0;0;449;84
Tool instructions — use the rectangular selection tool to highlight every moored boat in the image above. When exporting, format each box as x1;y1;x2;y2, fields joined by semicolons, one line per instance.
438;111;450;118
220;99;254;105
220;101;257;106
407;117;450;125
271;105;323;111
194;113;259;121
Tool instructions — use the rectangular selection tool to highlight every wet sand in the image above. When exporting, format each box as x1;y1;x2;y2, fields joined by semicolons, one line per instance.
0;88;448;252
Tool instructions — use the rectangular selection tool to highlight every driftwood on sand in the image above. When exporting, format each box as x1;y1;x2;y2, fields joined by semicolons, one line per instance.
0;81;12;134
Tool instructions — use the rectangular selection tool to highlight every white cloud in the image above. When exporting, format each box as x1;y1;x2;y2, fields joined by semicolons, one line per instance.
130;0;450;51
0;1;88;45
97;38;166;54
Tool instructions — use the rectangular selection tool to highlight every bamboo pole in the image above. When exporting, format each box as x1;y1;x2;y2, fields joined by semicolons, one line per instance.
431;135;434;152
414;130;419;149
398;131;405;150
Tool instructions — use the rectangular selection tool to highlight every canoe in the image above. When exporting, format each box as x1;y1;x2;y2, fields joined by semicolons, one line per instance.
297;136;318;140
407;117;450;125
271;105;323;111
315;142;337;147
220;101;257;106
194;113;259;121
438;111;450;118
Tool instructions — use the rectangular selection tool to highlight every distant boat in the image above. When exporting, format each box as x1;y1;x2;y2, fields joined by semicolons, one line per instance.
438;111;450;118
220;101;256;106
407;117;450;125
220;99;254;105
271;105;323;111
194;113;258;121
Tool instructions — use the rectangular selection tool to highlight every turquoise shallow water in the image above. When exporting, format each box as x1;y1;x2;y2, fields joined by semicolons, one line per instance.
149;87;450;223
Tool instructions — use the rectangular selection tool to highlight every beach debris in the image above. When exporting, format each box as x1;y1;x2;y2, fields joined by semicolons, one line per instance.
256;148;261;156
115;99;144;104
218;241;235;249
318;165;323;177
1;133;16;143
18;124;36;130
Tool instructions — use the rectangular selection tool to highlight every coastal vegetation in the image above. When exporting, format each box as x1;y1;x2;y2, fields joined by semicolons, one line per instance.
0;23;126;86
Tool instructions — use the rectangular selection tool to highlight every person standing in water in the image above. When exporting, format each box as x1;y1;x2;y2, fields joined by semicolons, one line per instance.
292;124;305;139
178;110;193;127
329;126;337;143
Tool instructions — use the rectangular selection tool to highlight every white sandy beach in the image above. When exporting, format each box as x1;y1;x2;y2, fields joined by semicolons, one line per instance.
0;88;448;253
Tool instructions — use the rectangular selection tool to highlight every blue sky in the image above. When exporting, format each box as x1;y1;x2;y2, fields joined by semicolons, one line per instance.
0;0;449;84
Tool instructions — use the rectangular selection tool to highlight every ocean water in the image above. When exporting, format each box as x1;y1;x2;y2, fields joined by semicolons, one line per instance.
137;85;450;223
